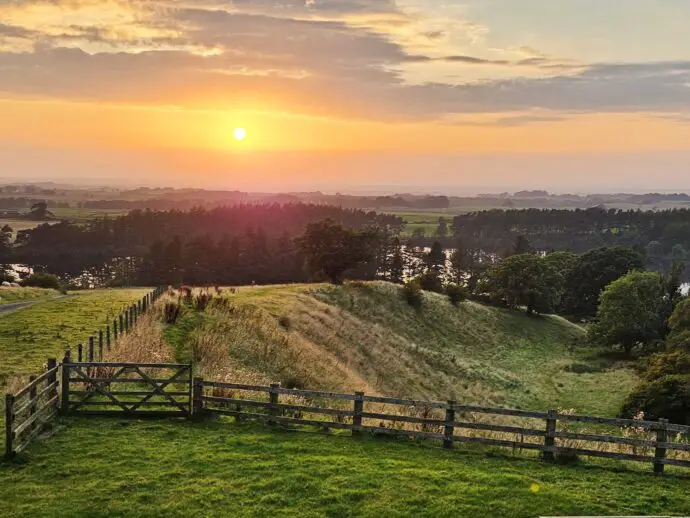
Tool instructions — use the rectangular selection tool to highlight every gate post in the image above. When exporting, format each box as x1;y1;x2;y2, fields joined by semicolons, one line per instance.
192;377;204;419
352;391;364;436
60;350;71;415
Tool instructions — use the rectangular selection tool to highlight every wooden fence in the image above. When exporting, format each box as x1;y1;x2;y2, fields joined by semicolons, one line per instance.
4;360;59;458
194;379;690;475
3;286;166;458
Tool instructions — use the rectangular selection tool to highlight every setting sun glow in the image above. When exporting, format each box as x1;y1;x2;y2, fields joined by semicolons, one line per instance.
233;128;247;141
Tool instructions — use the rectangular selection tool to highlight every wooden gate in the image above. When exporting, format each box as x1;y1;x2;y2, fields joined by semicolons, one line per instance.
62;362;192;417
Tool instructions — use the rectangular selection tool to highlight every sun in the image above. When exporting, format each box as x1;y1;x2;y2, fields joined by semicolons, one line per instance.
233;127;247;141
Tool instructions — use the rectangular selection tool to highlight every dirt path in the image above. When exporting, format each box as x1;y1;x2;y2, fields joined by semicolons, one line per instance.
0;295;73;317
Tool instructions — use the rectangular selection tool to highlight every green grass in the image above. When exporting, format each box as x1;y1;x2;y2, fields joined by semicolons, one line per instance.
0;287;59;305
0;289;150;380
2;417;688;517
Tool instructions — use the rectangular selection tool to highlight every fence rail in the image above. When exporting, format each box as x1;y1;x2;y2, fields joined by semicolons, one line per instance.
195;379;690;475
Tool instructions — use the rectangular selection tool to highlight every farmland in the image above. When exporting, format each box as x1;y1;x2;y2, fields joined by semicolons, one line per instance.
2;283;684;518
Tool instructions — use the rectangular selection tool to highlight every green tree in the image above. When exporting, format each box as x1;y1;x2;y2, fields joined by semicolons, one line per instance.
478;254;562;315
297;219;376;284
509;235;534;256
588;271;666;355
389;237;405;284
562;247;645;319
425;241;445;275
435;217;448;239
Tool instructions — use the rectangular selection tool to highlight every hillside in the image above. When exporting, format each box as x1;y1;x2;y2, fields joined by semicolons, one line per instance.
167;282;638;416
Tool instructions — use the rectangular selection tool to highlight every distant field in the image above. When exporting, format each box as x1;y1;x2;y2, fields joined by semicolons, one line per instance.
2;418;689;517
50;207;130;223
0;219;50;238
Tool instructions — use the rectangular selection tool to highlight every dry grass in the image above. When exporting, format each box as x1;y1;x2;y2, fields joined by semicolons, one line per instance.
104;312;173;365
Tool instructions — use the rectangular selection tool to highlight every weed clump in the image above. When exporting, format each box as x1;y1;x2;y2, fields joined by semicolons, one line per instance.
195;293;213;312
163;302;182;324
402;280;423;309
278;315;292;330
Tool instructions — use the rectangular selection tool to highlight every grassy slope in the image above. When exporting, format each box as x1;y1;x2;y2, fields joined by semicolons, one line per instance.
0;287;59;305
170;282;637;416
2;418;689;518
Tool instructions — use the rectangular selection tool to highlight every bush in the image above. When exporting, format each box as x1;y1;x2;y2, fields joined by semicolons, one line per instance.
445;284;468;306
620;375;690;425
402;280;423;309
163;302;182;324
20;273;60;290
643;350;690;382
0;271;14;283
417;272;444;294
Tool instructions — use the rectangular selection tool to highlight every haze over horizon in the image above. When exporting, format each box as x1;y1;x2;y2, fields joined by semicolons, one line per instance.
2;0;690;191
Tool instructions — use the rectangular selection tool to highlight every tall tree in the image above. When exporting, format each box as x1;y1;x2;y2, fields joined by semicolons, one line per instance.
297;219;376;284
389;237;405;284
588;271;667;355
478;254;562;315
562;247;645;319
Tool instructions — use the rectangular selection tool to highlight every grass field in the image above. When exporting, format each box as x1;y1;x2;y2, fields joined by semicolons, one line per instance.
166;282;637;417
0;287;59;305
2;417;689;517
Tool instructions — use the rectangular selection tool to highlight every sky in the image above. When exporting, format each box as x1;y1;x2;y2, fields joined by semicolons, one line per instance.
1;0;690;193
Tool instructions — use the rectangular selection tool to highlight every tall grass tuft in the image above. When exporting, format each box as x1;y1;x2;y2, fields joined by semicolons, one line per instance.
163;302;182;324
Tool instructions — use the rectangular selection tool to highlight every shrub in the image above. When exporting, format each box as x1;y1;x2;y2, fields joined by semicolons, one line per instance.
163;302;182;324
417;272;444;294
402;280;423;309
643;350;690;382
620;375;690;425
445;284;468;306
0;271;14;283
20;272;60;290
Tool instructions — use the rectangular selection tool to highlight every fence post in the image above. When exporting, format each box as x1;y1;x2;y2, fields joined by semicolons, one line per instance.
543;409;557;462
444;400;456;450
106;325;111;351
119;313;125;335
268;384;280;426
352;391;364;436
28;374;37;434
192;377;203;419
113;319;118;341
77;343;83;363
4;393;13;459
88;336;94;362
654;418;669;475
47;358;58;410
60;350;71;415
98;330;104;360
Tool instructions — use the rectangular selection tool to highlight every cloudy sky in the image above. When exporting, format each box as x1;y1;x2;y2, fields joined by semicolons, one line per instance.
1;0;690;192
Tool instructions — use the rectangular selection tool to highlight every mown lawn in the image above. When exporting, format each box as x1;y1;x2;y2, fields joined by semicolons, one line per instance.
2;417;689;517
